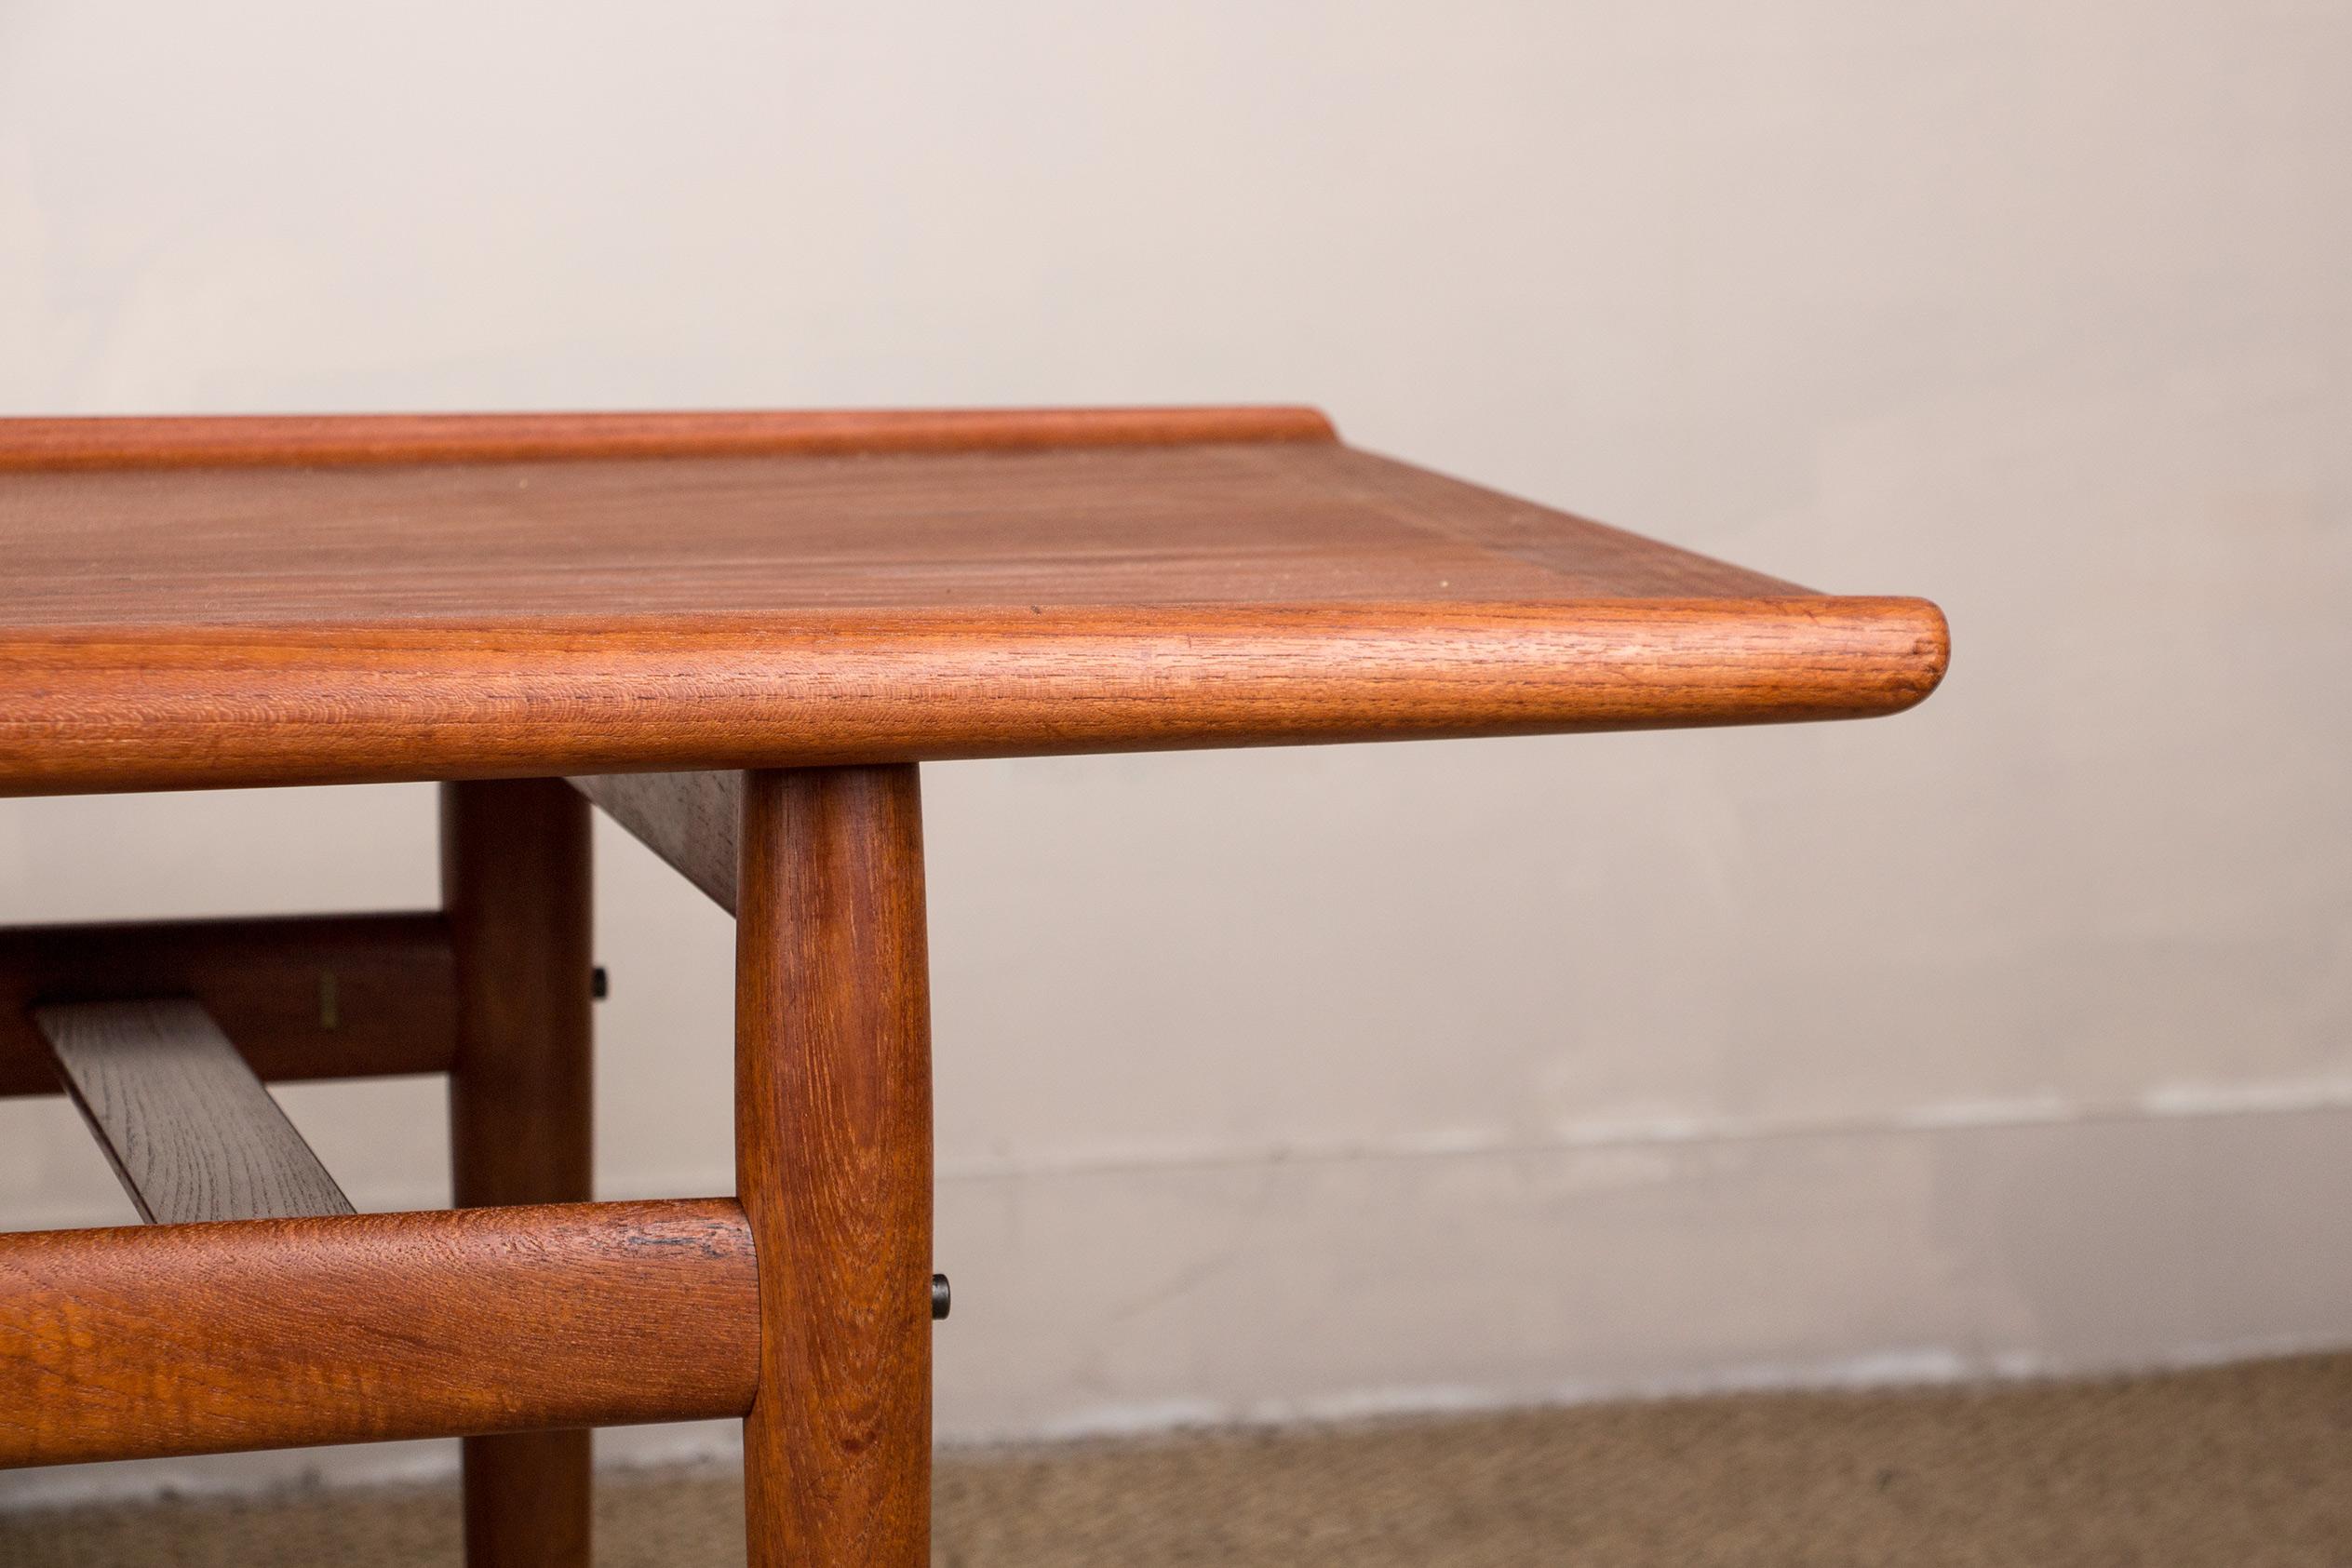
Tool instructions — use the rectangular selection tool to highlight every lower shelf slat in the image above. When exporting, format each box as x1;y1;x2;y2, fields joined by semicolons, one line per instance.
36;998;354;1225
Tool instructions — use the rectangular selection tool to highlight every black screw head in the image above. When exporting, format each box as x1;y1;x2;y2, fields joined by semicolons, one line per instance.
932;1274;950;1320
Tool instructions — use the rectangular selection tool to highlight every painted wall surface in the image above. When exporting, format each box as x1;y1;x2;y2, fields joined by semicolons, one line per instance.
3;0;2347;1502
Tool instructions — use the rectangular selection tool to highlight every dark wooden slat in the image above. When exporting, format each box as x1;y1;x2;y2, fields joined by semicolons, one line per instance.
0;912;457;1098
738;767;934;1567
572;771;741;914
0;1199;759;1467
35;999;354;1225
441;778;596;1568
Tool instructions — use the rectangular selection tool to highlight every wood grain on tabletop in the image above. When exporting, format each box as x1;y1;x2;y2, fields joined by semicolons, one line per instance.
0;912;456;1098
736;767;934;1568
0;409;1948;795
0;1199;759;1468
34;998;354;1225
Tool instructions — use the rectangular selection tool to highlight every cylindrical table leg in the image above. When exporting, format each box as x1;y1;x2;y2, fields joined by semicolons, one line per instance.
736;766;933;1567
441;779;595;1568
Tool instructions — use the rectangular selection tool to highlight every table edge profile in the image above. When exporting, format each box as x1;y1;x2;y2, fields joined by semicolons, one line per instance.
0;596;1950;797
0;405;1339;472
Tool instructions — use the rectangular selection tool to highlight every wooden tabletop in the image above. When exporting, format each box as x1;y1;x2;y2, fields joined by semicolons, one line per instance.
0;408;1946;796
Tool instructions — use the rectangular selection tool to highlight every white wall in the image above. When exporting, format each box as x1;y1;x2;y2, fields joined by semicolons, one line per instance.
3;0;2348;1504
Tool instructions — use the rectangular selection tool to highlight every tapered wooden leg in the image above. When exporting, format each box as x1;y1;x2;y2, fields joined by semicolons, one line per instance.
441;779;595;1568
736;766;933;1567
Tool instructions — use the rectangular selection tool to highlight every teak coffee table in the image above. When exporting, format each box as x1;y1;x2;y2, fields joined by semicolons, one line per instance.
0;408;1946;1564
